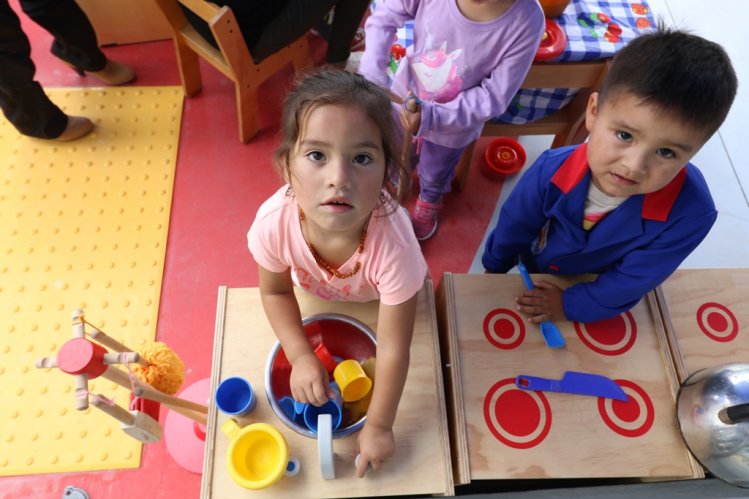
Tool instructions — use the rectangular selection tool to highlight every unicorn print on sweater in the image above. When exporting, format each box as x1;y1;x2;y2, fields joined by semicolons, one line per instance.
411;41;463;103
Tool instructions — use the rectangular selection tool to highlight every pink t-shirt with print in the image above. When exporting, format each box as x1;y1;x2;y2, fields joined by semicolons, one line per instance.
248;186;428;305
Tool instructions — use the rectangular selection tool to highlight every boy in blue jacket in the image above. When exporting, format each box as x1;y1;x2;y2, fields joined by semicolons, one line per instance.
482;26;737;324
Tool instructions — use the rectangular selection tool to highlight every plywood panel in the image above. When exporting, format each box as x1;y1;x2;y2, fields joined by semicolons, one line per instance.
202;283;453;498
657;269;749;381
437;273;701;482
77;0;171;45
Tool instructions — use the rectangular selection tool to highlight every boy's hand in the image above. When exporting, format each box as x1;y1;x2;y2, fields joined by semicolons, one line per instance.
289;353;330;406
515;280;566;323
354;422;395;477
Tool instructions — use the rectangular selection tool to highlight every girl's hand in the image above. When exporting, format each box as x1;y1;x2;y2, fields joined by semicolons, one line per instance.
400;92;421;135
515;280;566;323
354;422;395;477
289;353;330;406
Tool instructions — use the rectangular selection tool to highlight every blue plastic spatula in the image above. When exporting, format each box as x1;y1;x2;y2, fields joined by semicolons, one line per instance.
517;261;566;348
515;371;627;401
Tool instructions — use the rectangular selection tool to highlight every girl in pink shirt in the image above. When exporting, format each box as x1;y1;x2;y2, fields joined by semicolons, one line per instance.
248;70;427;477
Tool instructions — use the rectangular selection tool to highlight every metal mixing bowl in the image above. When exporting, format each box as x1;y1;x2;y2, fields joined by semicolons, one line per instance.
677;363;749;487
264;313;377;438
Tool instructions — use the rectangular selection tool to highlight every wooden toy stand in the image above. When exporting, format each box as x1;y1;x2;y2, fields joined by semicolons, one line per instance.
201;282;453;498
655;269;749;382
436;273;702;485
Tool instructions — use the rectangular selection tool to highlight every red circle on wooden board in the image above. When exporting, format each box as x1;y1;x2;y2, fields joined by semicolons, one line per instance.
484;378;552;449
597;379;654;438
696;302;738;342
483;308;525;350
574;311;637;356
535;19;567;62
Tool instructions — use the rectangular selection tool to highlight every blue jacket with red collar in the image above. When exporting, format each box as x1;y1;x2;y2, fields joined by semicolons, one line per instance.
482;144;717;323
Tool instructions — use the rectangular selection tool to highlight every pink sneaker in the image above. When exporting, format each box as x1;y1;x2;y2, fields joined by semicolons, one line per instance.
411;198;443;241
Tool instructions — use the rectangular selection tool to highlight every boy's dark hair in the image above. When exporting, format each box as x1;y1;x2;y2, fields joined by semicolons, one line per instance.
599;24;737;138
275;69;409;207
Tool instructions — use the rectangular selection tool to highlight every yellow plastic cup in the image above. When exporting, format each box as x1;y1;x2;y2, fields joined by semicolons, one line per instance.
222;419;288;490
333;359;373;402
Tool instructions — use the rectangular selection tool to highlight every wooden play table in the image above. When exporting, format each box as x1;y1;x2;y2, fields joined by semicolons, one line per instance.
201;282;453;498
436;273;702;485
656;269;749;382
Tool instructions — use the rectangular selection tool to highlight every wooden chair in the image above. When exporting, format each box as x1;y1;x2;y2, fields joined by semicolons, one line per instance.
153;0;312;142
453;59;610;191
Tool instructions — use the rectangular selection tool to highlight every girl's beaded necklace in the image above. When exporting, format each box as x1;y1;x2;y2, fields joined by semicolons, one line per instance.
298;207;368;279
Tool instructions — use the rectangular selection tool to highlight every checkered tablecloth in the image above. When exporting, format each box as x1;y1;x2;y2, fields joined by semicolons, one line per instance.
556;0;654;61
496;0;655;123
380;0;655;123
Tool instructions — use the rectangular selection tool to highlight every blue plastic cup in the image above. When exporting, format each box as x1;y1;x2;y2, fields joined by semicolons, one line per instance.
215;376;256;416
293;400;305;416
302;383;343;433
279;396;306;425
279;396;296;420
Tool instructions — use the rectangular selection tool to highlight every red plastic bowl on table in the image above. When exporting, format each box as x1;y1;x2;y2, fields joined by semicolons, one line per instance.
484;137;526;177
535;18;567;62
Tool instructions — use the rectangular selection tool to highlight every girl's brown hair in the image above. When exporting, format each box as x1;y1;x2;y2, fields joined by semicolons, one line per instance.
274;69;410;209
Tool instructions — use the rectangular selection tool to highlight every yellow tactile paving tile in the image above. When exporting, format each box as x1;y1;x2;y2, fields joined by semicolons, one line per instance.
0;86;183;476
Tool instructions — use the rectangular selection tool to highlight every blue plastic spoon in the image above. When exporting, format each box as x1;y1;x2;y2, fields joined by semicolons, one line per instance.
517;261;566;348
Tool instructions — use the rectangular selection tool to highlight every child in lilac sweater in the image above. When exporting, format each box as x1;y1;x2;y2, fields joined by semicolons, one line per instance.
359;0;544;240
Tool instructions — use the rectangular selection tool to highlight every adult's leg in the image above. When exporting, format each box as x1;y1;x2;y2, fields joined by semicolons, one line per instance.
250;0;338;63
325;0;369;64
0;0;67;138
417;141;465;203
20;0;106;71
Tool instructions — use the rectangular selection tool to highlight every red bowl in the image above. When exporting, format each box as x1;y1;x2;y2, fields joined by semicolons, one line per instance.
484;137;526;176
535;19;567;62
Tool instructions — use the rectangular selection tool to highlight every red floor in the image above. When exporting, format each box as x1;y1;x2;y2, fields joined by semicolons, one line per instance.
5;3;504;497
